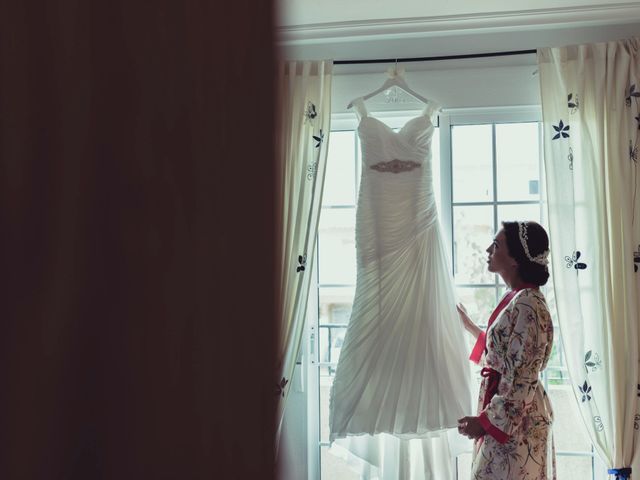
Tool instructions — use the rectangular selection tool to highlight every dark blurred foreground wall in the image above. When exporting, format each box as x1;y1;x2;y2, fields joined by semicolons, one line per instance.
0;1;276;479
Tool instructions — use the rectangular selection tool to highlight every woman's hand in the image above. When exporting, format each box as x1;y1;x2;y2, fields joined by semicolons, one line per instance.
457;303;482;339
457;416;485;440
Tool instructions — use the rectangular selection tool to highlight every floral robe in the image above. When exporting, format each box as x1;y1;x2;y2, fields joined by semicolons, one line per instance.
471;288;556;480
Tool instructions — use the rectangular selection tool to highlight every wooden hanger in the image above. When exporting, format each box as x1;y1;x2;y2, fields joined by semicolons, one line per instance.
347;62;430;109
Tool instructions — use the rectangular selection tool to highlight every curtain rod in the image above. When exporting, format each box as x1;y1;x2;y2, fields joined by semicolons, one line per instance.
333;49;537;65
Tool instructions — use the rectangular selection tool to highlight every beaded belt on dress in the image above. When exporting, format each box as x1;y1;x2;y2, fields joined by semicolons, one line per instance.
370;159;421;173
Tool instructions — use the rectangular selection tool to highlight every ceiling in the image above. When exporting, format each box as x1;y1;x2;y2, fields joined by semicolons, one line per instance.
277;1;640;68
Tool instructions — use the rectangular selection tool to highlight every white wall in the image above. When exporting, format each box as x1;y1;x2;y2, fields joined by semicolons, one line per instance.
280;23;640;63
331;62;541;114
278;0;640;63
278;0;635;27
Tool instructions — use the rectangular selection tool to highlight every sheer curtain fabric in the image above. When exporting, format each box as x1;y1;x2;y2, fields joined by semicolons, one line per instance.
538;38;640;474
275;60;332;441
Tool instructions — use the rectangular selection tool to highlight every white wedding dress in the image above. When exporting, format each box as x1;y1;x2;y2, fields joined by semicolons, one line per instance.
329;98;472;479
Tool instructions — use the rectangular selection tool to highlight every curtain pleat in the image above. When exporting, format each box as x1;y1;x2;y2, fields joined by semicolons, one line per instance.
275;60;333;442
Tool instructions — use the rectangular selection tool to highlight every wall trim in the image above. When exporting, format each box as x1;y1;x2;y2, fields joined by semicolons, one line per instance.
278;3;640;45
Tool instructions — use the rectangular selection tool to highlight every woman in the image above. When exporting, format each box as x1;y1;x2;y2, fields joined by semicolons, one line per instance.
457;221;556;480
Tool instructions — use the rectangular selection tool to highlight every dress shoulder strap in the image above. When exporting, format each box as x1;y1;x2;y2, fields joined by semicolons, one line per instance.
351;97;368;120
422;100;443;123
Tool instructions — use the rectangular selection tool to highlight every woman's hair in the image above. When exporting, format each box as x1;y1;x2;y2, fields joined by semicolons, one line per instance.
502;220;550;286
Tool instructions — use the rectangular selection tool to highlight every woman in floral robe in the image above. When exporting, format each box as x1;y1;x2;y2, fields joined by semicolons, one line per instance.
457;221;556;480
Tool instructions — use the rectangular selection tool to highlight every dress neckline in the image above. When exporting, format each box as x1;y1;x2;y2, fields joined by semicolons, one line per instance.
353;96;435;131
359;115;432;134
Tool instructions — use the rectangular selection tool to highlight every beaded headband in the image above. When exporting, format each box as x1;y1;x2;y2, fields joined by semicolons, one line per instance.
518;222;550;266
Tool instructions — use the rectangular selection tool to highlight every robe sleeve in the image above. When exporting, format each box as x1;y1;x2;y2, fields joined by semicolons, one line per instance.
481;296;547;441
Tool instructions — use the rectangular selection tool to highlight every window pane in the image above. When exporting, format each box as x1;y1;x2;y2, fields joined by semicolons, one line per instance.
456;286;497;327
543;276;563;375
548;338;561;370
497;203;541;225
453;206;494;284
556;454;594;480
543;284;558;326
319;326;347;364
319;368;333;445
318;208;356;285
324;131;356;206
496;123;540;202
456;453;472;480
321;445;360;480
319;286;355;325
549;385;594;453
452;124;494;202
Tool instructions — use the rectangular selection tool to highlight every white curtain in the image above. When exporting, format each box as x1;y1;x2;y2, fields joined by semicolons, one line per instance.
538;38;640;477
275;60;332;442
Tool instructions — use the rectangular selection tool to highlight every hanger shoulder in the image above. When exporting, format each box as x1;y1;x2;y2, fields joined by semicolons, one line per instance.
403;88;430;105
348;72;432;107
346;77;396;108
346;95;366;110
393;76;430;104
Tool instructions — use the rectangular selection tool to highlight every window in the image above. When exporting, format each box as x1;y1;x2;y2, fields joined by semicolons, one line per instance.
443;111;603;479
308;108;605;479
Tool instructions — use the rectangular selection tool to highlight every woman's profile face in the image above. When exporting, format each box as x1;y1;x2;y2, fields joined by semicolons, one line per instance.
486;229;516;275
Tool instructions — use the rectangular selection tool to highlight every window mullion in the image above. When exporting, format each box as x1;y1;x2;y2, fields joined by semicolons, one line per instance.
492;123;499;297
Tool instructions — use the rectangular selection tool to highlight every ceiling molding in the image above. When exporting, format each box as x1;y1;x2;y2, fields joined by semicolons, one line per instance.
278;3;640;45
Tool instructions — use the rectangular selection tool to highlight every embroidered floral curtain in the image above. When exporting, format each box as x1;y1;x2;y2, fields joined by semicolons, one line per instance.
275;60;332;442
538;38;640;477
